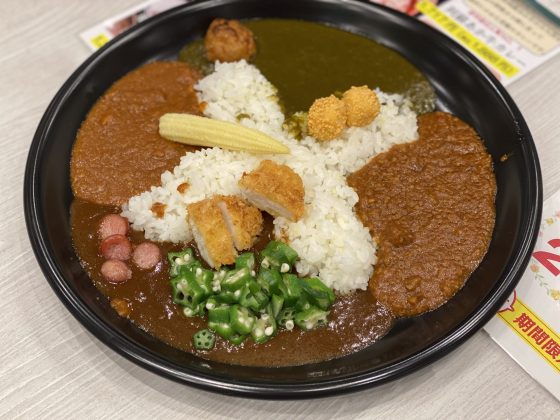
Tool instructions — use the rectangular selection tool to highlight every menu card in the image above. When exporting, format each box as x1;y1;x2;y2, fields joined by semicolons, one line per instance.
80;0;560;401
414;0;560;86
485;190;560;401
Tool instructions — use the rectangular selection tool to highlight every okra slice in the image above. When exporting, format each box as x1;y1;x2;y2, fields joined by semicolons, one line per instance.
246;278;262;294
250;306;277;344
208;304;230;324
167;248;194;265
230;305;256;335
228;333;247;346
256;269;282;296
253;290;270;309
299;277;335;310
192;329;216;350
260;241;298;270
185;272;207;306
170;273;205;307
277;307;296;330
194;267;214;295
216;286;249;304
208;321;235;340
294;307;330;331
270;294;284;319
295;294;312;312
281;273;302;306
221;267;252;291
170;277;187;305
241;279;269;311
235;252;256;270
167;248;200;277
241;290;269;312
252;319;272;343
183;303;204;317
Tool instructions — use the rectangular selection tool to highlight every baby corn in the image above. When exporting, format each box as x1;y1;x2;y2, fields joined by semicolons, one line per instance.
159;113;290;154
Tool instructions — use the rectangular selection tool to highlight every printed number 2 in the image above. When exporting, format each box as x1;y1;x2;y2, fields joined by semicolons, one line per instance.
533;239;560;276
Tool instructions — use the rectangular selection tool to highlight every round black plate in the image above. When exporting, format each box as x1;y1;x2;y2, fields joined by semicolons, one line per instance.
24;0;542;398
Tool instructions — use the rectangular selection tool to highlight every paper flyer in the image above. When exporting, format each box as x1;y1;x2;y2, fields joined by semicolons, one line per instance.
416;0;560;86
80;0;191;50
485;189;560;401
81;1;560;87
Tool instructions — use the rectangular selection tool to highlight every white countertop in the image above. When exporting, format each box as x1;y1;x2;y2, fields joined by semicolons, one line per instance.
1;1;559;418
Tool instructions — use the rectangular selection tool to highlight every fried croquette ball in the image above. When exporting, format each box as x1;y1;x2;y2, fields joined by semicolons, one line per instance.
204;18;256;62
307;95;347;141
342;86;380;127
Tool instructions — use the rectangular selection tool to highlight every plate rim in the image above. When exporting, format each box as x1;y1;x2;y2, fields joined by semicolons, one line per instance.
24;0;543;398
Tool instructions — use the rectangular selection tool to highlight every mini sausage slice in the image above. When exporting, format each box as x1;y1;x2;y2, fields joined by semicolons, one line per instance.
132;242;162;270
98;214;129;240
101;260;132;283
100;234;132;261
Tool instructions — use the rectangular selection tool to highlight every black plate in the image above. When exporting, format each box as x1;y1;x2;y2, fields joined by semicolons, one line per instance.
24;0;542;398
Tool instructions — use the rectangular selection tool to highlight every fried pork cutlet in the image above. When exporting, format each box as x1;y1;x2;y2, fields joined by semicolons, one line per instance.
216;195;263;250
187;198;237;268
238;160;305;222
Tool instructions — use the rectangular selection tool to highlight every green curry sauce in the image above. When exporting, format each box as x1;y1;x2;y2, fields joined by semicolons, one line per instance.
179;19;435;115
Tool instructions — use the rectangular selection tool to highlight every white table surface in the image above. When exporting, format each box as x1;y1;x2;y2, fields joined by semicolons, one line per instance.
1;1;559;418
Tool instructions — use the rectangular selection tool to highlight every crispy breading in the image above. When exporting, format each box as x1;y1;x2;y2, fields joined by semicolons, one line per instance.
307;95;347;141
238;160;305;221
342;85;380;127
187;198;237;268
216;195;263;250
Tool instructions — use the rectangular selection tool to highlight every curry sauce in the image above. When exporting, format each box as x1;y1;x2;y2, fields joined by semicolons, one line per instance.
71;61;200;206
71;200;393;366
348;112;496;317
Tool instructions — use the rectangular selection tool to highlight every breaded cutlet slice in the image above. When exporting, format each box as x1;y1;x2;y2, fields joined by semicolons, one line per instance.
187;198;237;268
238;160;305;222
215;195;263;250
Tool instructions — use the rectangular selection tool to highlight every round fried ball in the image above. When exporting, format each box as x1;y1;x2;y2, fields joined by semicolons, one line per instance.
307;95;347;141
204;18;256;62
342;86;380;127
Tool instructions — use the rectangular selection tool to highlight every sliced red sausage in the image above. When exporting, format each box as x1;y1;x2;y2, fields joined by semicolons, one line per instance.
132;242;162;270
100;234;132;260
98;214;129;240
100;260;132;283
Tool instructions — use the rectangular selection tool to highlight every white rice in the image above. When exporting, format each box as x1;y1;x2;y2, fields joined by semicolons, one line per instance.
122;60;418;293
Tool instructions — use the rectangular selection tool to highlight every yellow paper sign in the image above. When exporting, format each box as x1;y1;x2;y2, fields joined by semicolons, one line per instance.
417;0;520;77
498;293;560;373
90;34;110;49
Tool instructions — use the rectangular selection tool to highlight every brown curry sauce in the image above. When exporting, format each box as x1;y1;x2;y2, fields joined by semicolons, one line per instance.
348;112;496;317
71;200;393;366
71;61;200;206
